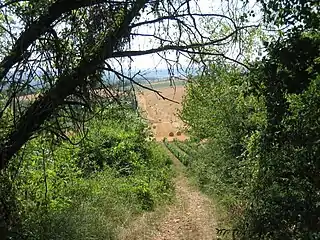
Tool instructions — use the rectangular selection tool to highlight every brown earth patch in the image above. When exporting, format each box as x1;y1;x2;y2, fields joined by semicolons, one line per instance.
136;85;188;141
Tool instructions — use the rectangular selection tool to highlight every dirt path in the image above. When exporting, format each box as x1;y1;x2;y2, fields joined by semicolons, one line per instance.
118;84;217;239
119;144;217;240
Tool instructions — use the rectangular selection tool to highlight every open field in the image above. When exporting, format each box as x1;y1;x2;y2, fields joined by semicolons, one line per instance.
136;81;188;141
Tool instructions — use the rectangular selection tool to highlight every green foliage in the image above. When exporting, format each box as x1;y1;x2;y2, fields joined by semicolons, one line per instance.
173;139;199;157
0;96;13;141
163;138;192;166
242;32;320;240
258;0;319;30
180;64;266;141
180;31;320;239
2;104;174;239
180;64;264;221
76;106;150;175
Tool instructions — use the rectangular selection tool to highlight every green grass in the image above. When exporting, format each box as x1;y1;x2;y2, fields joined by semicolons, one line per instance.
172;139;199;157
163;139;193;167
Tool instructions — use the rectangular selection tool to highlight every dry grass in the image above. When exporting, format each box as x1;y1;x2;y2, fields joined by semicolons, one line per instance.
136;85;188;141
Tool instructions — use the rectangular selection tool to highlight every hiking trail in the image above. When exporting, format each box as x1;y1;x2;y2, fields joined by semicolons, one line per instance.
119;144;217;240
119;85;217;240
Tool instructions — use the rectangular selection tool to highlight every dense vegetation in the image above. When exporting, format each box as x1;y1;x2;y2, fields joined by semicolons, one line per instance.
177;1;320;239
0;0;252;238
0;0;319;239
1;102;174;239
179;26;320;240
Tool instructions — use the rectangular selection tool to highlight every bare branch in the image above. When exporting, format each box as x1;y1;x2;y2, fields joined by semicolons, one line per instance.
102;66;180;104
0;0;116;80
130;13;236;29
113;30;237;56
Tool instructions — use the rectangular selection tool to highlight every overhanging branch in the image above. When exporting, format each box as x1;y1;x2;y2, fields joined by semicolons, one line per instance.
0;0;148;170
102;66;180;104
0;0;112;81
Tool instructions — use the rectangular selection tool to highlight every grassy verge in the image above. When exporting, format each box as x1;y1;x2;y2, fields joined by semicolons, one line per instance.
3;104;174;239
163;138;192;166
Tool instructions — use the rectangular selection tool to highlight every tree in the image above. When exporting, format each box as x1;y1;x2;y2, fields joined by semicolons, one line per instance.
242;1;320;238
258;0;319;31
0;0;253;171
180;0;320;238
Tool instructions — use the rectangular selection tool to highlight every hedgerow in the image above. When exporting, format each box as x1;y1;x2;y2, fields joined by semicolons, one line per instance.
180;31;320;238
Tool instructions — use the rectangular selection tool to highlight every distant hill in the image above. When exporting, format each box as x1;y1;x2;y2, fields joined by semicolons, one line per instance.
103;67;197;83
1;67;197;97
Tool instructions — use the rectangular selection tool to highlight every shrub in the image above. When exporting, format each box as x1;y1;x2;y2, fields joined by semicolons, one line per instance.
242;33;320;239
2;103;174;239
180;32;320;239
180;63;266;227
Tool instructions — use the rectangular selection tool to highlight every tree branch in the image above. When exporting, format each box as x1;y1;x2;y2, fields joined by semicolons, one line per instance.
0;0;110;81
102;66;180;104
115;25;244;56
0;0;27;9
0;0;148;170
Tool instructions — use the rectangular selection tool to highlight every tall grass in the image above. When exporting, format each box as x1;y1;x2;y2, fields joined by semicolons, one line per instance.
2;104;174;239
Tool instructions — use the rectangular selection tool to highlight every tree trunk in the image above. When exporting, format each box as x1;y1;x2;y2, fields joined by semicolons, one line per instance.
0;0;148;171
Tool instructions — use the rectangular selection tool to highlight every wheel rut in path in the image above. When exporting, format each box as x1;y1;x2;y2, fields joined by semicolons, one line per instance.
119;144;217;240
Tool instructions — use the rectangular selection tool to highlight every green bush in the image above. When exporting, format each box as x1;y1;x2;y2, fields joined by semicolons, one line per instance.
180;64;264;217
2;104;174;239
180;32;320;239
242;32;320;240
